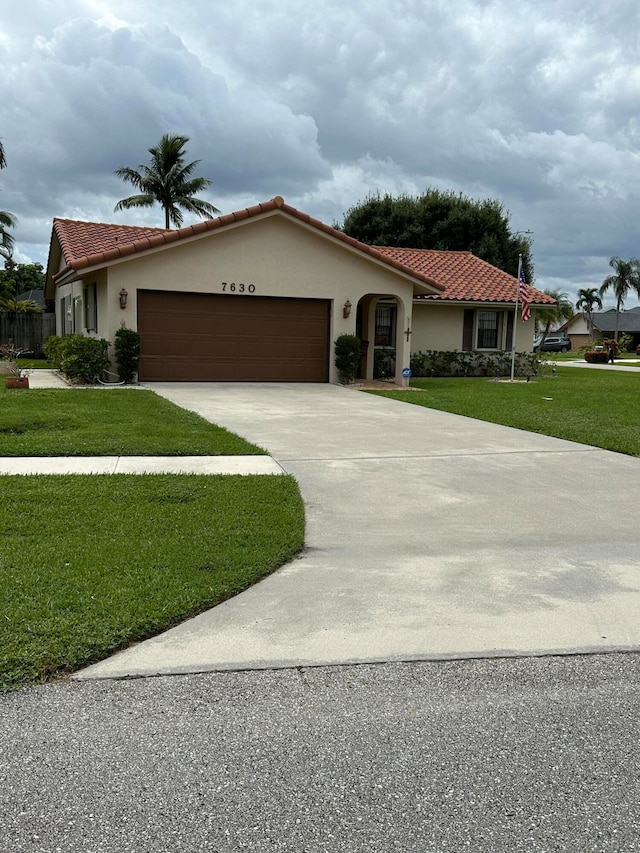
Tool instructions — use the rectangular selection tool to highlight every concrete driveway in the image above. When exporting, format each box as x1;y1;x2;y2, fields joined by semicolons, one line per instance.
78;383;640;679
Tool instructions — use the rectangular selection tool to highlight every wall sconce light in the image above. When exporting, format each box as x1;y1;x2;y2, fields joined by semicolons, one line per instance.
119;288;128;309
343;299;352;319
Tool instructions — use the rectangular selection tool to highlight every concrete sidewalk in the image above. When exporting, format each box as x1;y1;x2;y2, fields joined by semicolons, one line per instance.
561;359;640;371
0;455;284;475
77;383;640;680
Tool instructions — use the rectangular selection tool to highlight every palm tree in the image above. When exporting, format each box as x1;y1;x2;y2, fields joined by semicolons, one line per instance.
0;297;42;313
114;134;220;229
599;256;640;341
0;137;16;260
575;287;603;342
535;289;574;343
0;211;16;261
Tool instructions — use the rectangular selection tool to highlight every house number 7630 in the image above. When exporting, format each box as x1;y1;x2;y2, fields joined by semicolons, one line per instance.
221;282;256;293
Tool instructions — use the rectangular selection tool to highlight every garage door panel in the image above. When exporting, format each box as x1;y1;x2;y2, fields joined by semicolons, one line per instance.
138;291;330;381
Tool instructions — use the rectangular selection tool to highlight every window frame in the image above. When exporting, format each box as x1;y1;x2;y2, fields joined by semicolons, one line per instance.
475;309;505;351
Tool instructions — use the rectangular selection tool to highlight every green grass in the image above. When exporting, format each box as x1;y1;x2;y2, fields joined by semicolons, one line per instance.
371;367;640;456
0;387;263;456
0;474;304;689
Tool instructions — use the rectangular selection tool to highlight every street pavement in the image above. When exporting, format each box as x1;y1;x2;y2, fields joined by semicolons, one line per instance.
2;654;640;852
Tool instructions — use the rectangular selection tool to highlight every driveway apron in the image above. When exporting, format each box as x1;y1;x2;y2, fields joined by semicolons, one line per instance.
78;383;640;679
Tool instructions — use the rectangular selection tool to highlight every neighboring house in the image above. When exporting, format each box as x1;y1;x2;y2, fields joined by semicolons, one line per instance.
45;196;554;384
14;289;47;310
561;307;640;350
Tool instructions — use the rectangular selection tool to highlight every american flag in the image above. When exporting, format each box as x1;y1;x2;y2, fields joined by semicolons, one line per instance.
519;263;531;322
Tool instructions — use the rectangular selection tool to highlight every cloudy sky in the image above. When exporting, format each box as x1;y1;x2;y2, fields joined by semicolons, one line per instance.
2;0;640;306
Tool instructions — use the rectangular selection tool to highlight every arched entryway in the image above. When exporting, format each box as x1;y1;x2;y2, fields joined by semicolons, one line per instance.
355;294;413;384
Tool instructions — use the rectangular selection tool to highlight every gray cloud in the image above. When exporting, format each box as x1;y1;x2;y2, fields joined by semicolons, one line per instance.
2;0;640;306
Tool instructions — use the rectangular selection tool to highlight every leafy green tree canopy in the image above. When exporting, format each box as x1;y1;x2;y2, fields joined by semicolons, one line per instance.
340;189;534;281
114;133;220;229
0;260;45;300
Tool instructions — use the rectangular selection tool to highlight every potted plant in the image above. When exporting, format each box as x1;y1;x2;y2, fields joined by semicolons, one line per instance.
2;342;32;388
0;341;18;375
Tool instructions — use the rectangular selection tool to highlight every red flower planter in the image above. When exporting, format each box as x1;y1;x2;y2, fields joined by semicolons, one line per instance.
5;376;29;389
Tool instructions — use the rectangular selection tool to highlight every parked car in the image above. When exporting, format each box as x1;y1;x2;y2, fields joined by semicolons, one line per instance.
533;335;571;353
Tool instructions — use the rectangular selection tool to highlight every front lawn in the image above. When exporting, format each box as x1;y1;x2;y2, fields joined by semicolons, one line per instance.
0;387;263;456
371;367;640;456
1;385;304;689
1;474;304;689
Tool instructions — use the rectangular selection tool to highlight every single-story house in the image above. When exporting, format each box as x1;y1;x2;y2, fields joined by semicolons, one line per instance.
561;307;640;350
45;196;555;384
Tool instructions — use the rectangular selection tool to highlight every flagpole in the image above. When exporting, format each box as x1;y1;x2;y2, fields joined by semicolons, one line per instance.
510;254;523;381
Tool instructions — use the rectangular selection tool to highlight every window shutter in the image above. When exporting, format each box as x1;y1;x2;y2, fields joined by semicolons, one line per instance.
462;309;474;351
506;311;514;351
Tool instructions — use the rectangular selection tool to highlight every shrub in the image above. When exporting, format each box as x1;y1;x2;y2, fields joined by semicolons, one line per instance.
43;335;64;368
114;326;141;383
45;334;110;383
585;350;608;364
618;333;633;353
409;350;538;378
334;334;361;384
374;347;396;379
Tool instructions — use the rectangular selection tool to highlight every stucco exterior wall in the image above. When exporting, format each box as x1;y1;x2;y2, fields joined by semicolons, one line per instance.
412;303;535;353
412;304;463;351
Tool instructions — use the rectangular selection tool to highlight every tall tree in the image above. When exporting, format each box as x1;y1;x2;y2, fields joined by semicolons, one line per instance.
0;261;45;300
535;289;574;342
599;256;640;341
114;134;220;229
0;137;16;260
340;189;534;281
575;287;603;342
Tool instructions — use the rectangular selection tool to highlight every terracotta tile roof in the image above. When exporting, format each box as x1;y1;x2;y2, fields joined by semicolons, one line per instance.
49;198;554;306
375;247;555;305
52;220;170;273
50;198;443;294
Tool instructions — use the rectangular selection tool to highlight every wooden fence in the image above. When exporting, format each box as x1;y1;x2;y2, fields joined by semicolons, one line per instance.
0;313;56;359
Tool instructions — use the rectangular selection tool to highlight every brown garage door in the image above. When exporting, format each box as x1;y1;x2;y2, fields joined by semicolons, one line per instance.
137;291;330;381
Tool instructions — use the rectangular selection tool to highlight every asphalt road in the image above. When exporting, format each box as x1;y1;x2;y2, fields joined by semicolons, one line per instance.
2;653;639;852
